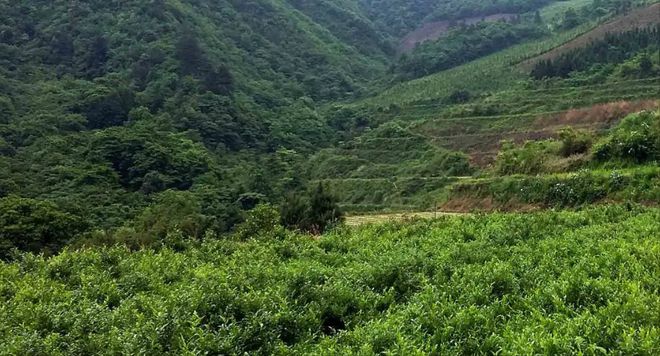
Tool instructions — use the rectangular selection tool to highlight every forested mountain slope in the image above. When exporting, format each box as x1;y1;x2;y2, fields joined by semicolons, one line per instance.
0;0;581;233
0;0;398;233
357;0;556;36
523;2;660;69
0;0;658;248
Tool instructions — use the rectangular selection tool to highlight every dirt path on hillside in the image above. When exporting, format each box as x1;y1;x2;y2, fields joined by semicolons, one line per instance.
345;211;466;226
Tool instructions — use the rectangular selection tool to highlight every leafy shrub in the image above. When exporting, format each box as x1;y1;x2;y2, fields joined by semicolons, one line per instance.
495;140;556;175
234;204;285;241
280;194;310;230
593;110;659;163
558;127;592;157
0;196;86;258
280;184;343;234
545;171;606;207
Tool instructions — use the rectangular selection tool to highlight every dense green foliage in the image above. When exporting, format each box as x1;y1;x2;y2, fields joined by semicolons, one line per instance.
0;0;396;241
1;0;590;240
280;183;344;234
0;197;86;259
550;0;643;30
532;27;660;79
1;0;659;353
1;205;659;354
493;110;659;175
2;0;656;229
594;109;660;163
449;167;660;208
445;110;660;210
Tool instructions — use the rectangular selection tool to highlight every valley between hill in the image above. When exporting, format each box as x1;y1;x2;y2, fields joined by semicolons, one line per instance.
0;0;659;354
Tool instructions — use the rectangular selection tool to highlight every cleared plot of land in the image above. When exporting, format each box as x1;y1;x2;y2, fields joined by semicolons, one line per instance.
398;13;517;53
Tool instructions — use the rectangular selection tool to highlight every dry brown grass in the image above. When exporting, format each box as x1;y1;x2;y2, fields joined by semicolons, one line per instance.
532;99;660;128
345;211;463;226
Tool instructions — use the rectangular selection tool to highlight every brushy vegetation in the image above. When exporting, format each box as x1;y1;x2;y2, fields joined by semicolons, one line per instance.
493;110;660;173
441;110;660;210
1;205;659;354
447;167;660;209
593;109;660;164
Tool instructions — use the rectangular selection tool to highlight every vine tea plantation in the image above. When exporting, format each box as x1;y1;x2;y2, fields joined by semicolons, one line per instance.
0;0;659;354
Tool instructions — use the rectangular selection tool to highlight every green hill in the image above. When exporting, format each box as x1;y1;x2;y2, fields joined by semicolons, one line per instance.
0;0;397;231
0;0;658;238
315;1;659;213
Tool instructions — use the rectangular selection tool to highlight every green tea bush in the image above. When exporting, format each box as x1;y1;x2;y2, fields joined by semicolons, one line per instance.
2;206;658;354
234;204;285;241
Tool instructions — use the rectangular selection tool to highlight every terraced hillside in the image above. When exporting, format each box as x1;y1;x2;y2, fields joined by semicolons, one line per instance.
315;1;660;214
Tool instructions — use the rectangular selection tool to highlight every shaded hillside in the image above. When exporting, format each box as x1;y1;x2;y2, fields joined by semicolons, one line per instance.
398;13;518;53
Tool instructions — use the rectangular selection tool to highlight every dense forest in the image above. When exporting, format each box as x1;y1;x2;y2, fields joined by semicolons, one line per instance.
358;0;556;36
0;0;395;244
